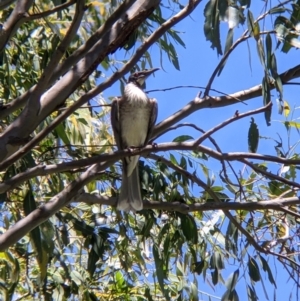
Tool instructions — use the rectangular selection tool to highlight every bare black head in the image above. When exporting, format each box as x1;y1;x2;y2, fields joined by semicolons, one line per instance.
128;68;159;87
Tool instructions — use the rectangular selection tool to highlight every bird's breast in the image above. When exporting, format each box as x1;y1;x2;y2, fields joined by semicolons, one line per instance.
120;102;152;147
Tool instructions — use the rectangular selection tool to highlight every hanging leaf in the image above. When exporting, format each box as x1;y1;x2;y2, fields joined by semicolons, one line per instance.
258;255;277;288
274;16;292;42
261;76;271;126
23;190;48;280
221;288;239;301
248;118;259;153
248;256;261;282
212;268;219;285
247;285;259;301
193;260;206;275
179;213;198;244
153;244;166;295
247;10;255;37
204;0;222;55
265;33;272;69
283;100;290;117
227;5;240;29
218;28;234;76
225;269;239;292
190;282;199;301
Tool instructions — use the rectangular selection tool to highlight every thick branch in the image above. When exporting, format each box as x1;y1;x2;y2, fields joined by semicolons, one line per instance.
0;0;16;10
77;193;300;217
0;0;161;162
0;161;110;250
0;0;34;52
153;64;300;139
26;0;76;20
0;0;202;170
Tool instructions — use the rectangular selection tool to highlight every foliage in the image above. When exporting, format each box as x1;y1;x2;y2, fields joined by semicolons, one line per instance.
0;0;300;301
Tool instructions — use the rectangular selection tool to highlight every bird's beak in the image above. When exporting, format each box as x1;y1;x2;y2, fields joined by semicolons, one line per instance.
137;68;159;85
143;67;160;77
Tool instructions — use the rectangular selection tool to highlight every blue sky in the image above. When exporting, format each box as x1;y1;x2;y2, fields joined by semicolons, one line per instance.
102;1;300;300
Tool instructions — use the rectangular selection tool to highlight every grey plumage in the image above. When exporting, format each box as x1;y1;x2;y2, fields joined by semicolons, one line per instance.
111;68;159;211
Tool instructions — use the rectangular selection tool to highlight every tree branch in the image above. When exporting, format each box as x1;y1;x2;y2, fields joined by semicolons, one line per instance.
76;193;300;217
0;0;34;52
0;0;16;10
0;0;161;162
0;161;110;250
26;0;76;20
153;64;300;139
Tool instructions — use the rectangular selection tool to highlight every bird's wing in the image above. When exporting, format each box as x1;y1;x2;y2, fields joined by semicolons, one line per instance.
145;98;158;144
111;97;123;149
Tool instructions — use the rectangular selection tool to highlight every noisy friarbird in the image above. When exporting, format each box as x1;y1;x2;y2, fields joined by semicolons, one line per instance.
111;68;159;211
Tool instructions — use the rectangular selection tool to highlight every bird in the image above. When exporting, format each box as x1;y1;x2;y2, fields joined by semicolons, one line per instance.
111;68;159;211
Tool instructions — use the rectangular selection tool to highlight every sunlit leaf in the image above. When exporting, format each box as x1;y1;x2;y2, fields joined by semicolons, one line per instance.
225;269;239;292
190;282;199;301
283;100;290;117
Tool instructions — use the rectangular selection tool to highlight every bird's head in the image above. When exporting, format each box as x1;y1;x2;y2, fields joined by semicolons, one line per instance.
128;68;159;88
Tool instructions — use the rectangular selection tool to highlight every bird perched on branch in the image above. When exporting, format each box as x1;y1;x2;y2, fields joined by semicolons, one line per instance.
111;68;159;211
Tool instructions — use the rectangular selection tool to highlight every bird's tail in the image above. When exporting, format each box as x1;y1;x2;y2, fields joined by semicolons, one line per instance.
117;165;143;212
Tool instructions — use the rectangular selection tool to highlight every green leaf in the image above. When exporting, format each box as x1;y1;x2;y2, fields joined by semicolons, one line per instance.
168;29;186;48
70;270;84;286
173;135;194;142
55;123;71;145
115;271;125;290
212;268;218;285
284;121;300;129
248;256;261;282
274;16;292;41
215;251;225;270
265;33;272;69
193;260;206;275
269;7;286;14
261;76;271;126
23;190;48;280
141;216;155;238
52;285;64;301
258;255;277;288
204;0;222;55
88;245;99;273
190;282;199;301
218;28;233;76
225;269;239;292
153;244;165;295
221;289;239;301
210;251;224;270
248;117;259;153
247;10;255;37
247;285;258;301
179;213;198;244
168;42;180;70
170;153;178;165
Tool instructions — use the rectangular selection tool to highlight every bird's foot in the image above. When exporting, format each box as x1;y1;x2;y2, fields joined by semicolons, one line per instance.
127;145;143;155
